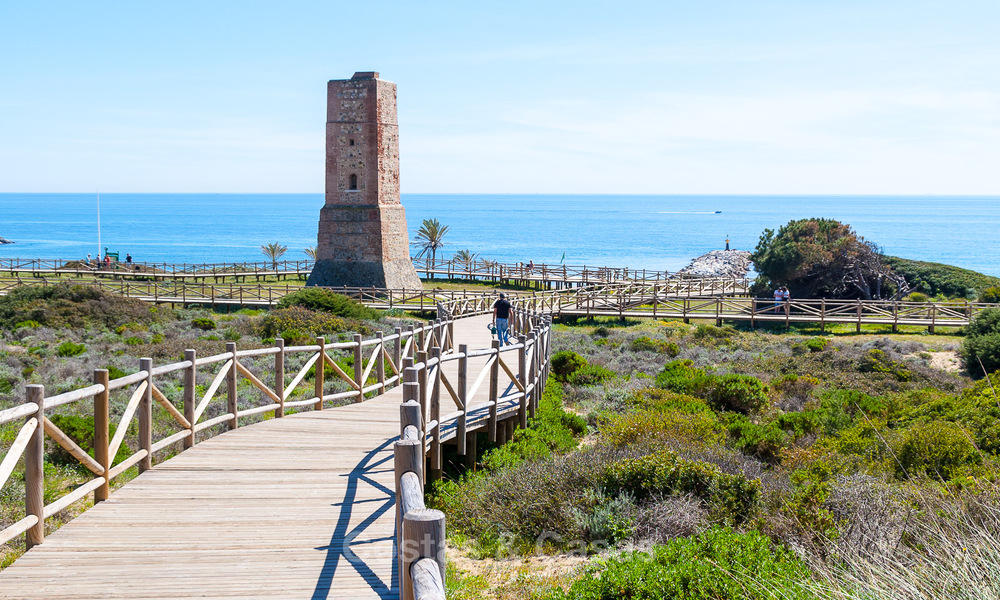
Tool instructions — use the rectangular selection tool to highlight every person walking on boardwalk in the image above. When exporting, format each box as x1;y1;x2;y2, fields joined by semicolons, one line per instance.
493;293;512;346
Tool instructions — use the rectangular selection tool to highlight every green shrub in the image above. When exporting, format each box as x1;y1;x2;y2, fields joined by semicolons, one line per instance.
592;326;610;338
708;374;769;414
603;450;759;525
630;336;679;356
979;286;1000;303
858;349;912;381
905;291;931;303
481;378;584;470
106;365;128;380
123;336;144;346
56;341;86;357
14;320;40;329
258;306;348;340
601;405;723;447
885;256;999;298
894;420;980;480
551;350;587;382
803;337;830;352
191;317;217;331
0;283;165;330
567;364;615;386
962;308;1000;375
545;528;811;600
276;288;381;320
47;414;132;468
724;415;787;463
655;359;714;397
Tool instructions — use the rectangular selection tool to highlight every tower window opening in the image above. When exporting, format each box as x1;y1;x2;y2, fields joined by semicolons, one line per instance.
349;138;355;146
349;174;358;190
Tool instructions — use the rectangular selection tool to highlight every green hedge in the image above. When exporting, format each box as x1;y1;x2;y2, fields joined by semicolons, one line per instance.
884;256;1000;298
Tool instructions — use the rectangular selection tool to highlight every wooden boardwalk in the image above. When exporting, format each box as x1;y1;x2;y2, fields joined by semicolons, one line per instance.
0;315;502;600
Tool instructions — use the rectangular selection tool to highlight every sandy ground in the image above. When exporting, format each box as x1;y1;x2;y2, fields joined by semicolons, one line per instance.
929;351;961;373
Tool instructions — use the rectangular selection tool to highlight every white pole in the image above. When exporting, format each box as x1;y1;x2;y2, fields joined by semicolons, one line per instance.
96;189;101;260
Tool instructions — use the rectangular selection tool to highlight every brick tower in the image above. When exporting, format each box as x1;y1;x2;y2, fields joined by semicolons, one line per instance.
306;72;422;289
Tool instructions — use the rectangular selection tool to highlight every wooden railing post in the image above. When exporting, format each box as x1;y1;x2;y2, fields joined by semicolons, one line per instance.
429;347;442;482
488;340;499;443
183;349;197;447
315;336;326;410
393;326;402;372
224;343;238;429
407;325;416;359
25;384;45;549
138;358;153;472
275;338;285;418
417;350;428;419
527;331;537;419
401;510;446;600
518;334;528;428
377;331;386;394
94;369;110;502
457;344;468;456
353;334;364;401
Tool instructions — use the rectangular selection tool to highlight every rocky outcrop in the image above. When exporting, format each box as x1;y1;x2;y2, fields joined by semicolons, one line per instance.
0;236;13;244
676;250;752;278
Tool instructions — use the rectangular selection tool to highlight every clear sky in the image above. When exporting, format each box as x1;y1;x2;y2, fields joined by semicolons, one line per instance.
1;0;998;194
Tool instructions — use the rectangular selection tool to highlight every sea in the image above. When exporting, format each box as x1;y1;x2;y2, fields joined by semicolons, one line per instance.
1;194;998;276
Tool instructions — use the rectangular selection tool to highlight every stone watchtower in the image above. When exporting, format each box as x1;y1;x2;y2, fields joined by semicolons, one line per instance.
306;72;422;289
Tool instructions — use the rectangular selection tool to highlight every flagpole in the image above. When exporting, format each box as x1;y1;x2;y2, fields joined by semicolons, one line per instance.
96;189;101;260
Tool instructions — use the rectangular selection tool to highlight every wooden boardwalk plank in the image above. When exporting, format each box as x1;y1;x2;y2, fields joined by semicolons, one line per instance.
0;315;511;600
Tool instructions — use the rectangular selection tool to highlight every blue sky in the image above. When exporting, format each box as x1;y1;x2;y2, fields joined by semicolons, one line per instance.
1;0;998;194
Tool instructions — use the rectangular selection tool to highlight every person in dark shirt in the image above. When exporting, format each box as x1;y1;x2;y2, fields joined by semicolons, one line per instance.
493;293;512;346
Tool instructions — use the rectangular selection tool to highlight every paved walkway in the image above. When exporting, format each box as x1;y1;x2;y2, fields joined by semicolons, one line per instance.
0;315;498;600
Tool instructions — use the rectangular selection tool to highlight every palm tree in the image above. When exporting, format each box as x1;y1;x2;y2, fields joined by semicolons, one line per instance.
261;242;288;270
453;249;478;273
304;246;318;260
413;218;450;279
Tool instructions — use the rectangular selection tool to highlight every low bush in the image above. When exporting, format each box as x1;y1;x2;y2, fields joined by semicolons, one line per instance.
55;341;86;357
257;306;348;340
600;405;723;447
481;379;585;470
979;285;1000;303
655;360;715;397
276;288;381;320
893;420;980;480
603;449;759;525
630;336;679;356
962;307;1000;374
0;284;165;330
191;317;216;331
551;350;586;382
544;528;812;600
885;256;999;298
904;291;931;303
857;349;912;382
708;374;769;414
567;364;615;386
724;415;788;463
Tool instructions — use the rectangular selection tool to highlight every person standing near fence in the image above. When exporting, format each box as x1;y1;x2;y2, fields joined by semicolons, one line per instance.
493;293;512;346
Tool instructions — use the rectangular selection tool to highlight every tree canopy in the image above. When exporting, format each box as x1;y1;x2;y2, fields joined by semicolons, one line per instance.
750;218;908;300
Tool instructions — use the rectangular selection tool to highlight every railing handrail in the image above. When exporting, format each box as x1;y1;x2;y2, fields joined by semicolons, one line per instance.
0;299;513;550
392;303;553;600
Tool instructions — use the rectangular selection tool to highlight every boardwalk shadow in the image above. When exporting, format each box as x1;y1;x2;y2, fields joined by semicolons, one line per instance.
312;437;398;599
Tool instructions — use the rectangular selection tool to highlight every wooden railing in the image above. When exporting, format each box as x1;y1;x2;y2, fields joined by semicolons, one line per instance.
0;275;749;309
0;313;465;550
1;256;748;288
508;288;984;330
392;307;552;600
0;258;314;281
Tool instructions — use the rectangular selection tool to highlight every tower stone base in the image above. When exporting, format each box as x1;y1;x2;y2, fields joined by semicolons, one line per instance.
305;203;422;289
306;258;422;289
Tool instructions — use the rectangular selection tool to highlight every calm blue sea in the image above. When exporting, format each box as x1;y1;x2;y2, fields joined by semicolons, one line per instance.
1;194;998;276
